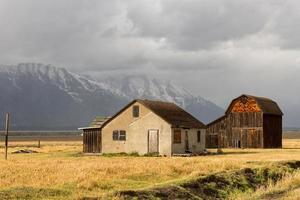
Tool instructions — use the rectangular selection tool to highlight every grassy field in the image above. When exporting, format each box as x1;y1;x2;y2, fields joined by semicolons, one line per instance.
0;137;300;199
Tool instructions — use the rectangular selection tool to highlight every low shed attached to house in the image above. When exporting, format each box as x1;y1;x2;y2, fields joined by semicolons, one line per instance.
79;116;110;153
206;94;283;148
80;99;206;156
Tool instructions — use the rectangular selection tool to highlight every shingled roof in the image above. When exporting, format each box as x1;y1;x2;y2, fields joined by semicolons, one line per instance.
102;99;206;129
226;94;283;116
138;99;206;129
89;116;111;127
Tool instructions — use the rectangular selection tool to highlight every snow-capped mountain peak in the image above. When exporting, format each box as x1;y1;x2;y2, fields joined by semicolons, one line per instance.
0;63;223;129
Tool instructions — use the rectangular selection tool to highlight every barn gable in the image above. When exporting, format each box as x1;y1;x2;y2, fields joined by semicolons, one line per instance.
226;95;283;115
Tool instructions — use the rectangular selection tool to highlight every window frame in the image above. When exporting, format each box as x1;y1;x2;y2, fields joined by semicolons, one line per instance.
197;131;201;143
132;105;140;118
119;130;126;141
173;129;182;144
112;130;126;141
113;130;119;141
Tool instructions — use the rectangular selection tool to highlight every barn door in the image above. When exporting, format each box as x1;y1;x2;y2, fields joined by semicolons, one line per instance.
241;129;248;148
83;130;101;153
148;130;159;153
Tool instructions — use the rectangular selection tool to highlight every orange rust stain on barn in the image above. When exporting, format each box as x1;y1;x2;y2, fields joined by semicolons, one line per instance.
231;97;261;113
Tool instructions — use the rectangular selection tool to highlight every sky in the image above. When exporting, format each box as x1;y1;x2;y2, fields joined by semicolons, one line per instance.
0;0;300;126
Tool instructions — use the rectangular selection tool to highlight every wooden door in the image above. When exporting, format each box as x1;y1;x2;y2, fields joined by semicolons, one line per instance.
241;129;248;148
83;129;101;153
148;130;159;153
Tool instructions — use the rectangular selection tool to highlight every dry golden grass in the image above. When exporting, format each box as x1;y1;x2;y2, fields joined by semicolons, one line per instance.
231;169;300;200
0;139;300;199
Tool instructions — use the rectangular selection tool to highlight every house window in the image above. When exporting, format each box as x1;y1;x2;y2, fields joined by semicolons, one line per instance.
112;130;126;141
113;130;119;140
197;131;201;143
173;129;181;144
133;105;139;117
119;130;126;141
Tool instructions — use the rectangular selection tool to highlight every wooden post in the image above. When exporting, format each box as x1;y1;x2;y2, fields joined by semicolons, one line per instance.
4;113;9;160
37;140;41;148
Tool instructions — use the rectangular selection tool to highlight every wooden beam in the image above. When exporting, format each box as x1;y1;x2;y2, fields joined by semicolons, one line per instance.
4;113;9;160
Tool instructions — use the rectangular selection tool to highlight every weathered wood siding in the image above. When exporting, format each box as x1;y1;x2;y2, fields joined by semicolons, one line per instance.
206;96;263;148
83;129;101;153
206;95;282;148
207;95;282;149
263;114;282;148
207;112;263;148
206;117;226;148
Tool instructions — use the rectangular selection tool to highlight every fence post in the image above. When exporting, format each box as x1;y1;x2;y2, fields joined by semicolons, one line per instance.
4;113;9;160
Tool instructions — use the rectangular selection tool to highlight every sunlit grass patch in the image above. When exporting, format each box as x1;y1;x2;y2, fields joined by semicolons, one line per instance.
0;139;300;199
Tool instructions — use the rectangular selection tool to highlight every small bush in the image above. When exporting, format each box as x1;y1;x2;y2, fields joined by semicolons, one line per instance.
143;152;160;157
102;151;140;157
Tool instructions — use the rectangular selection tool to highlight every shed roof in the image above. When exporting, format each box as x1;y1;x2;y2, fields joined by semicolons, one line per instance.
89;116;111;127
78;116;110;130
226;94;283;116
102;99;206;129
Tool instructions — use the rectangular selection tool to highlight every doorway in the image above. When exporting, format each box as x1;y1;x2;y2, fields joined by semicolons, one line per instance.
185;131;190;152
83;129;101;153
148;130;159;153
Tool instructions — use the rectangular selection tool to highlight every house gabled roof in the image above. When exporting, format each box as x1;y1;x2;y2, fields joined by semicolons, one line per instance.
225;94;283;116
139;99;206;129
101;99;206;129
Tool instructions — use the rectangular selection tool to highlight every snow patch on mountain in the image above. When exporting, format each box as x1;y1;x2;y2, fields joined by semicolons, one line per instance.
0;63;224;129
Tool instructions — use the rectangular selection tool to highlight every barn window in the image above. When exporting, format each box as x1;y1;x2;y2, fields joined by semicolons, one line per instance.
197;131;201;143
113;130;119;140
133;105;139;117
119;130;126;141
173;129;181;143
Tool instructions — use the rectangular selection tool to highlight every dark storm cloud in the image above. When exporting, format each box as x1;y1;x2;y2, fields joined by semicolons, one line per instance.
0;0;298;71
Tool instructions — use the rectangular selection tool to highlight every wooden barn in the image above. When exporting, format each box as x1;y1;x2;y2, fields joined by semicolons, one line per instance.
206;94;283;148
79;99;206;156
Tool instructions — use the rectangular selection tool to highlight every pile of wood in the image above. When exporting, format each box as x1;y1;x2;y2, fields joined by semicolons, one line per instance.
12;149;38;154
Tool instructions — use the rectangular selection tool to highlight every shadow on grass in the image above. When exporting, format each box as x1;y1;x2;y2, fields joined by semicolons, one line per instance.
0;187;71;200
220;151;260;155
113;161;300;200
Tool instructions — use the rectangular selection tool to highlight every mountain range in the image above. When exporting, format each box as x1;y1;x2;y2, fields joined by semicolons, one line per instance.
0;63;224;130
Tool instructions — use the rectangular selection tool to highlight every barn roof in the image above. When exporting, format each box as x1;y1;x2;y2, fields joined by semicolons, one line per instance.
226;94;283;116
102;99;206;129
207;115;226;126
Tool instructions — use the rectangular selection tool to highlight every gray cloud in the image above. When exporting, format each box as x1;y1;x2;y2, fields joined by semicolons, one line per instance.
0;0;300;126
126;0;274;50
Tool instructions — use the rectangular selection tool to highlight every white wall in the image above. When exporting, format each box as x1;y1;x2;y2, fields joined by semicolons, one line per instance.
101;102;172;156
